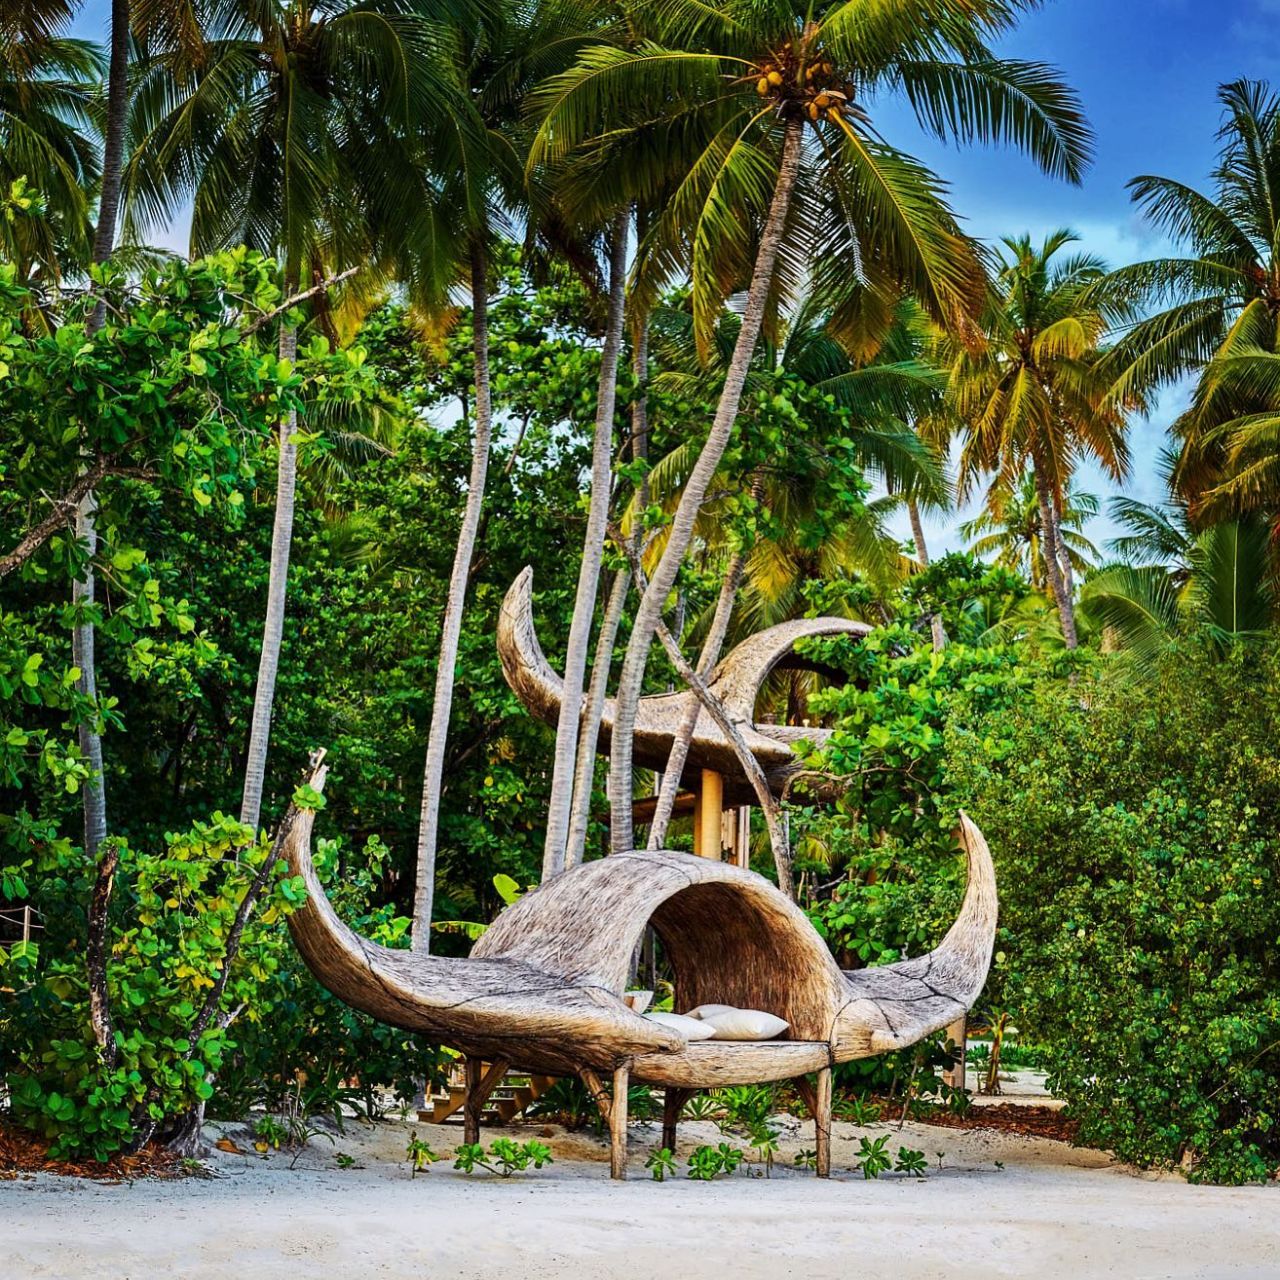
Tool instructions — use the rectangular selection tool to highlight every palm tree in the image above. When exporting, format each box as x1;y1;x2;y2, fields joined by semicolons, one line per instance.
534;0;1090;853
948;230;1131;648
124;0;465;832
1101;80;1280;523
960;471;1099;591
0;10;98;286
1083;506;1275;666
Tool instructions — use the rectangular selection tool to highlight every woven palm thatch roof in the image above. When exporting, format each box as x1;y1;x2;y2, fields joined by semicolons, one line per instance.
283;764;997;1085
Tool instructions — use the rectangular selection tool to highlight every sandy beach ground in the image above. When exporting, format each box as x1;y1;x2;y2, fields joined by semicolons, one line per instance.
3;1081;1277;1280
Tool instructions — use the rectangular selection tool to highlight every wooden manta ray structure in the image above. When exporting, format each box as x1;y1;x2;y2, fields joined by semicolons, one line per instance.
284;573;999;1180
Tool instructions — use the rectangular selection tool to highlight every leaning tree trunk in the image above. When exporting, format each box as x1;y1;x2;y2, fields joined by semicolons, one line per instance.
413;243;494;948
1032;468;1078;649
647;545;748;848
607;118;804;853
239;322;300;830
907;498;947;653
73;0;131;856
541;213;629;882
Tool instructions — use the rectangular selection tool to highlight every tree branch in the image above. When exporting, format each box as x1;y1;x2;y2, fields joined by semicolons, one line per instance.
242;268;360;337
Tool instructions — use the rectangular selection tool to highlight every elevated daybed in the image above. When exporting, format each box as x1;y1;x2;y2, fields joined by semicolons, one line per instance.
284;770;996;1178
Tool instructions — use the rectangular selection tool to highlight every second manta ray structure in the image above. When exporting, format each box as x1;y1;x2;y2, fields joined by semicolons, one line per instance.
283;573;998;1179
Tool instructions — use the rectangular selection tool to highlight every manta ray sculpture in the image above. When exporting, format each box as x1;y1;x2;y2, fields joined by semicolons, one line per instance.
283;760;997;1178
498;566;872;802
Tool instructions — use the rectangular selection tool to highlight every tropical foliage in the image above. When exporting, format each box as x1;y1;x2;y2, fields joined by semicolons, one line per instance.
4;0;1280;1188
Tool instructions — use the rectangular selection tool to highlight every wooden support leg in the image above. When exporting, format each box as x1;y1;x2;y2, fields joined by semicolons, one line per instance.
610;1063;630;1180
942;1014;968;1091
814;1066;832;1179
463;1057;482;1146
463;1057;508;1147
662;1088;690;1152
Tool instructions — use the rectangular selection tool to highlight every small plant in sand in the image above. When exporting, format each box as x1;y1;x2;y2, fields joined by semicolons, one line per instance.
405;1132;441;1177
253;1114;288;1152
453;1139;553;1177
646;1147;677;1182
895;1146;928;1178
686;1143;744;1180
854;1134;892;1179
794;1148;817;1171
835;1093;881;1126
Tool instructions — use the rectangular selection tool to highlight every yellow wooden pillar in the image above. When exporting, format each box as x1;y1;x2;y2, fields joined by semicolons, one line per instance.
698;769;723;859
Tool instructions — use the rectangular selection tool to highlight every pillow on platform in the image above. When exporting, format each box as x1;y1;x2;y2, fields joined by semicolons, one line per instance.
684;1003;737;1020
643;1011;717;1041
700;1008;789;1041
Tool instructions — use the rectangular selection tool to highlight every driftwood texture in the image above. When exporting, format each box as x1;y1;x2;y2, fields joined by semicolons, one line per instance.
284;767;997;1086
497;567;871;803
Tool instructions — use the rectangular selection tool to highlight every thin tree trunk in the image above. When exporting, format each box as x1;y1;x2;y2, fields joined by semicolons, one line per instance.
413;243;493;948
73;0;131;857
619;542;794;895
647;548;747;848
608;118;804;853
1033;469;1078;648
908;499;947;653
564;567;631;869
542;213;629;881
239;322;299;830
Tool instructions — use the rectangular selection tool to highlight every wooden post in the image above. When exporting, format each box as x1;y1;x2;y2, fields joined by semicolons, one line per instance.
463;1056;483;1146
662;1087;689;1153
698;769;723;859
463;1058;508;1146
22;904;31;944
943;1014;968;1092
735;806;751;868
815;1066;832;1178
610;1063;630;1180
692;785;704;856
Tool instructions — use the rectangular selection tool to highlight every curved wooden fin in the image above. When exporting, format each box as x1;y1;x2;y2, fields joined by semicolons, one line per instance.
832;813;998;1058
497;567;872;789
281;765;679;1072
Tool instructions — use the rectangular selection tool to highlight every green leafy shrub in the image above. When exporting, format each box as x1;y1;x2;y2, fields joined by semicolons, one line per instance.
950;643;1280;1183
1;812;304;1160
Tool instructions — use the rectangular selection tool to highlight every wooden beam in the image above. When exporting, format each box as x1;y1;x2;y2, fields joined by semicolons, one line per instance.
602;791;697;828
580;1068;611;1126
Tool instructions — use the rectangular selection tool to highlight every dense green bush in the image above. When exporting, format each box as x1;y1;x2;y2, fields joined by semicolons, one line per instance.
949;643;1280;1183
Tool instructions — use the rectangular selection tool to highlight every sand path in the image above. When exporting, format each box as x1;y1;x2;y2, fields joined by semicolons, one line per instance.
3;1105;1277;1280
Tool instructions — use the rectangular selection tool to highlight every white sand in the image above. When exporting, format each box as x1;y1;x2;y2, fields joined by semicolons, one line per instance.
2;1107;1276;1280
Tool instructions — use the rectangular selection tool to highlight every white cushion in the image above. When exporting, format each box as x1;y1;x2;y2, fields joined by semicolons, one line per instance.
684;1003;737;1020
701;1008;789;1041
644;1011;717;1041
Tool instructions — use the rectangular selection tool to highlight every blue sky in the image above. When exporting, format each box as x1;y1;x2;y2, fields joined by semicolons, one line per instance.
71;0;1280;553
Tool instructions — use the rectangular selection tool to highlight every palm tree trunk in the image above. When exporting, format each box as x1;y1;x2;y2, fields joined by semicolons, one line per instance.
564;567;631;869
561;291;652;869
1033;469;1078;648
541;213;629;881
413;243;493;948
239;322;299;830
73;0;131;857
608;118;804;853
908;498;946;653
